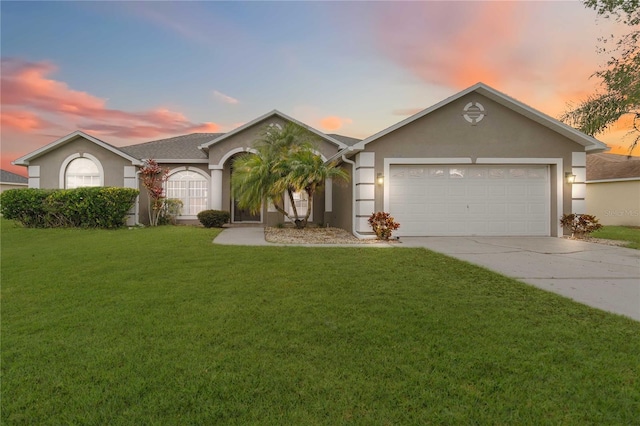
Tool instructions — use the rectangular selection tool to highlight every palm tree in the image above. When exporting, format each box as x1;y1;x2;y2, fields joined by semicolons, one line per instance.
231;123;348;229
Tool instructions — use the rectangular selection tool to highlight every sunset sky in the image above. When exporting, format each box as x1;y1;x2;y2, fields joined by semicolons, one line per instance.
1;1;633;176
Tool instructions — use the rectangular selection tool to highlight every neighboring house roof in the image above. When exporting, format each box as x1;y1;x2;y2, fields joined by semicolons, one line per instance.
0;169;28;185
12;130;143;166
587;153;640;182
345;82;608;155
198;110;348;151
120;133;223;161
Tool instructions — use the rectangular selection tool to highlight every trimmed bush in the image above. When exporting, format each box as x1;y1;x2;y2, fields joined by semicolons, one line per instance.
0;188;54;227
197;210;230;228
0;187;139;229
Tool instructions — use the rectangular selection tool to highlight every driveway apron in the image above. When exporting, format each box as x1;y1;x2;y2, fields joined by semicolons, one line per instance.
399;237;640;321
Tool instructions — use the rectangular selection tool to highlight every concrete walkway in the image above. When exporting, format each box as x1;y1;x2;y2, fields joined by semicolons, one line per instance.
214;228;640;321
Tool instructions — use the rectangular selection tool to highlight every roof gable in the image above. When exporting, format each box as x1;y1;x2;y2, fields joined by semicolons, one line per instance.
12;131;142;166
351;82;608;153
198;110;348;151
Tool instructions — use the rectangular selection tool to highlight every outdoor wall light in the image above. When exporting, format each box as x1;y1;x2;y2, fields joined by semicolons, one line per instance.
565;172;576;184
377;173;384;185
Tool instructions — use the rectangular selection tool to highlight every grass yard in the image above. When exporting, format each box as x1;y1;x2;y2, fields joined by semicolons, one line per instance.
592;225;640;249
2;220;639;424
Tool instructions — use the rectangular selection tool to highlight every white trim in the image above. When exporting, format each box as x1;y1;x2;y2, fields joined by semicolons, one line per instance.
476;157;560;164
28;165;40;188
13;130;142;166
587;177;640;183
59;153;104;189
384;157;562;237
212;147;258;169
198;110;347;151
210;169;223;210
0;182;28;186
325;178;333;212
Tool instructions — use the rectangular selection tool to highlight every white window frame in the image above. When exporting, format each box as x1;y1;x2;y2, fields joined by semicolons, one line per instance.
60;153;104;189
165;168;210;218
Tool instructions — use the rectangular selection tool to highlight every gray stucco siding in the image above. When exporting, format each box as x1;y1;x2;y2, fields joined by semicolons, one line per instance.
29;136;132;189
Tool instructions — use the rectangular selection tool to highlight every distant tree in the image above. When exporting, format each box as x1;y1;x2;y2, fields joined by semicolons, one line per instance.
231;122;348;229
562;0;639;153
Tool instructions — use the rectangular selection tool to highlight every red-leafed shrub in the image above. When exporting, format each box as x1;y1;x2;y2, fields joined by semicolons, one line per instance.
368;211;400;240
560;213;603;238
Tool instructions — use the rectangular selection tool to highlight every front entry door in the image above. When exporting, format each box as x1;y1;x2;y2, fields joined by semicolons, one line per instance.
233;199;261;222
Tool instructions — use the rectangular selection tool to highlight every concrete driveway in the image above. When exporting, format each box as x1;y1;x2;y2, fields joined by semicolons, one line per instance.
400;237;640;321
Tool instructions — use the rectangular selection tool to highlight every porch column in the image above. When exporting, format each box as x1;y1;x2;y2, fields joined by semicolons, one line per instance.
210;167;223;210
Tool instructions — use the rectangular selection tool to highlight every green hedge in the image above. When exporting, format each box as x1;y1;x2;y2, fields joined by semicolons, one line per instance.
197;210;230;228
0;187;139;229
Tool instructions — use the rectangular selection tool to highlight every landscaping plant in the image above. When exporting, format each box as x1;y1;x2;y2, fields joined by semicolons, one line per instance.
139;159;169;226
158;198;183;225
197;209;231;228
368;211;400;240
231;123;348;229
560;213;604;238
0;187;138;228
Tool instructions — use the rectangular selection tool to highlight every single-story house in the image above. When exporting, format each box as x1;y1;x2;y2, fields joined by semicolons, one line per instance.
586;153;640;226
0;169;28;193
12;82;608;237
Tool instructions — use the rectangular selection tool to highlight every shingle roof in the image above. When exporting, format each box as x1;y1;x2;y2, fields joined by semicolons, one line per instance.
587;153;640;181
118;131;359;161
1;169;28;184
327;134;361;146
120;133;223;160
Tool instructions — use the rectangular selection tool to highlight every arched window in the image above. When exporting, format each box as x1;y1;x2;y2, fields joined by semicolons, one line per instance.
166;170;208;216
65;157;101;189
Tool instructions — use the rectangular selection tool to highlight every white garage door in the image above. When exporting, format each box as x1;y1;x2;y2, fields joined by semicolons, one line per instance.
389;165;549;236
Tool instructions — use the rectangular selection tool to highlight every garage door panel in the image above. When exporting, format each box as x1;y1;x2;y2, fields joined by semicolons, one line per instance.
390;164;549;236
508;203;527;214
468;203;486;214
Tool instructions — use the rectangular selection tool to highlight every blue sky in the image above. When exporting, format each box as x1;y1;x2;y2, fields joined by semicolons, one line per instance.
1;1;631;175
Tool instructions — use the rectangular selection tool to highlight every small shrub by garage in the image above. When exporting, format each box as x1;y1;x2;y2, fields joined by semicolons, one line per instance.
197;210;230;228
0;187;139;229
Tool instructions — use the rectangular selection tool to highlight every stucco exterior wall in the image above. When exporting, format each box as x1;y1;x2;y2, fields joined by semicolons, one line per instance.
359;93;580;236
28;136;132;189
586;180;640;226
324;164;353;231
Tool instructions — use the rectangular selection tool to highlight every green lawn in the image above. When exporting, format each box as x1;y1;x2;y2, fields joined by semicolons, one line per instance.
2;220;639;424
592;225;640;249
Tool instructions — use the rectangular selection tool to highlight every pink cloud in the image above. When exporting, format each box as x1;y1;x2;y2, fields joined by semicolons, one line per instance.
370;2;610;118
1;109;53;131
320;116;353;131
0;58;222;142
213;90;239;105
